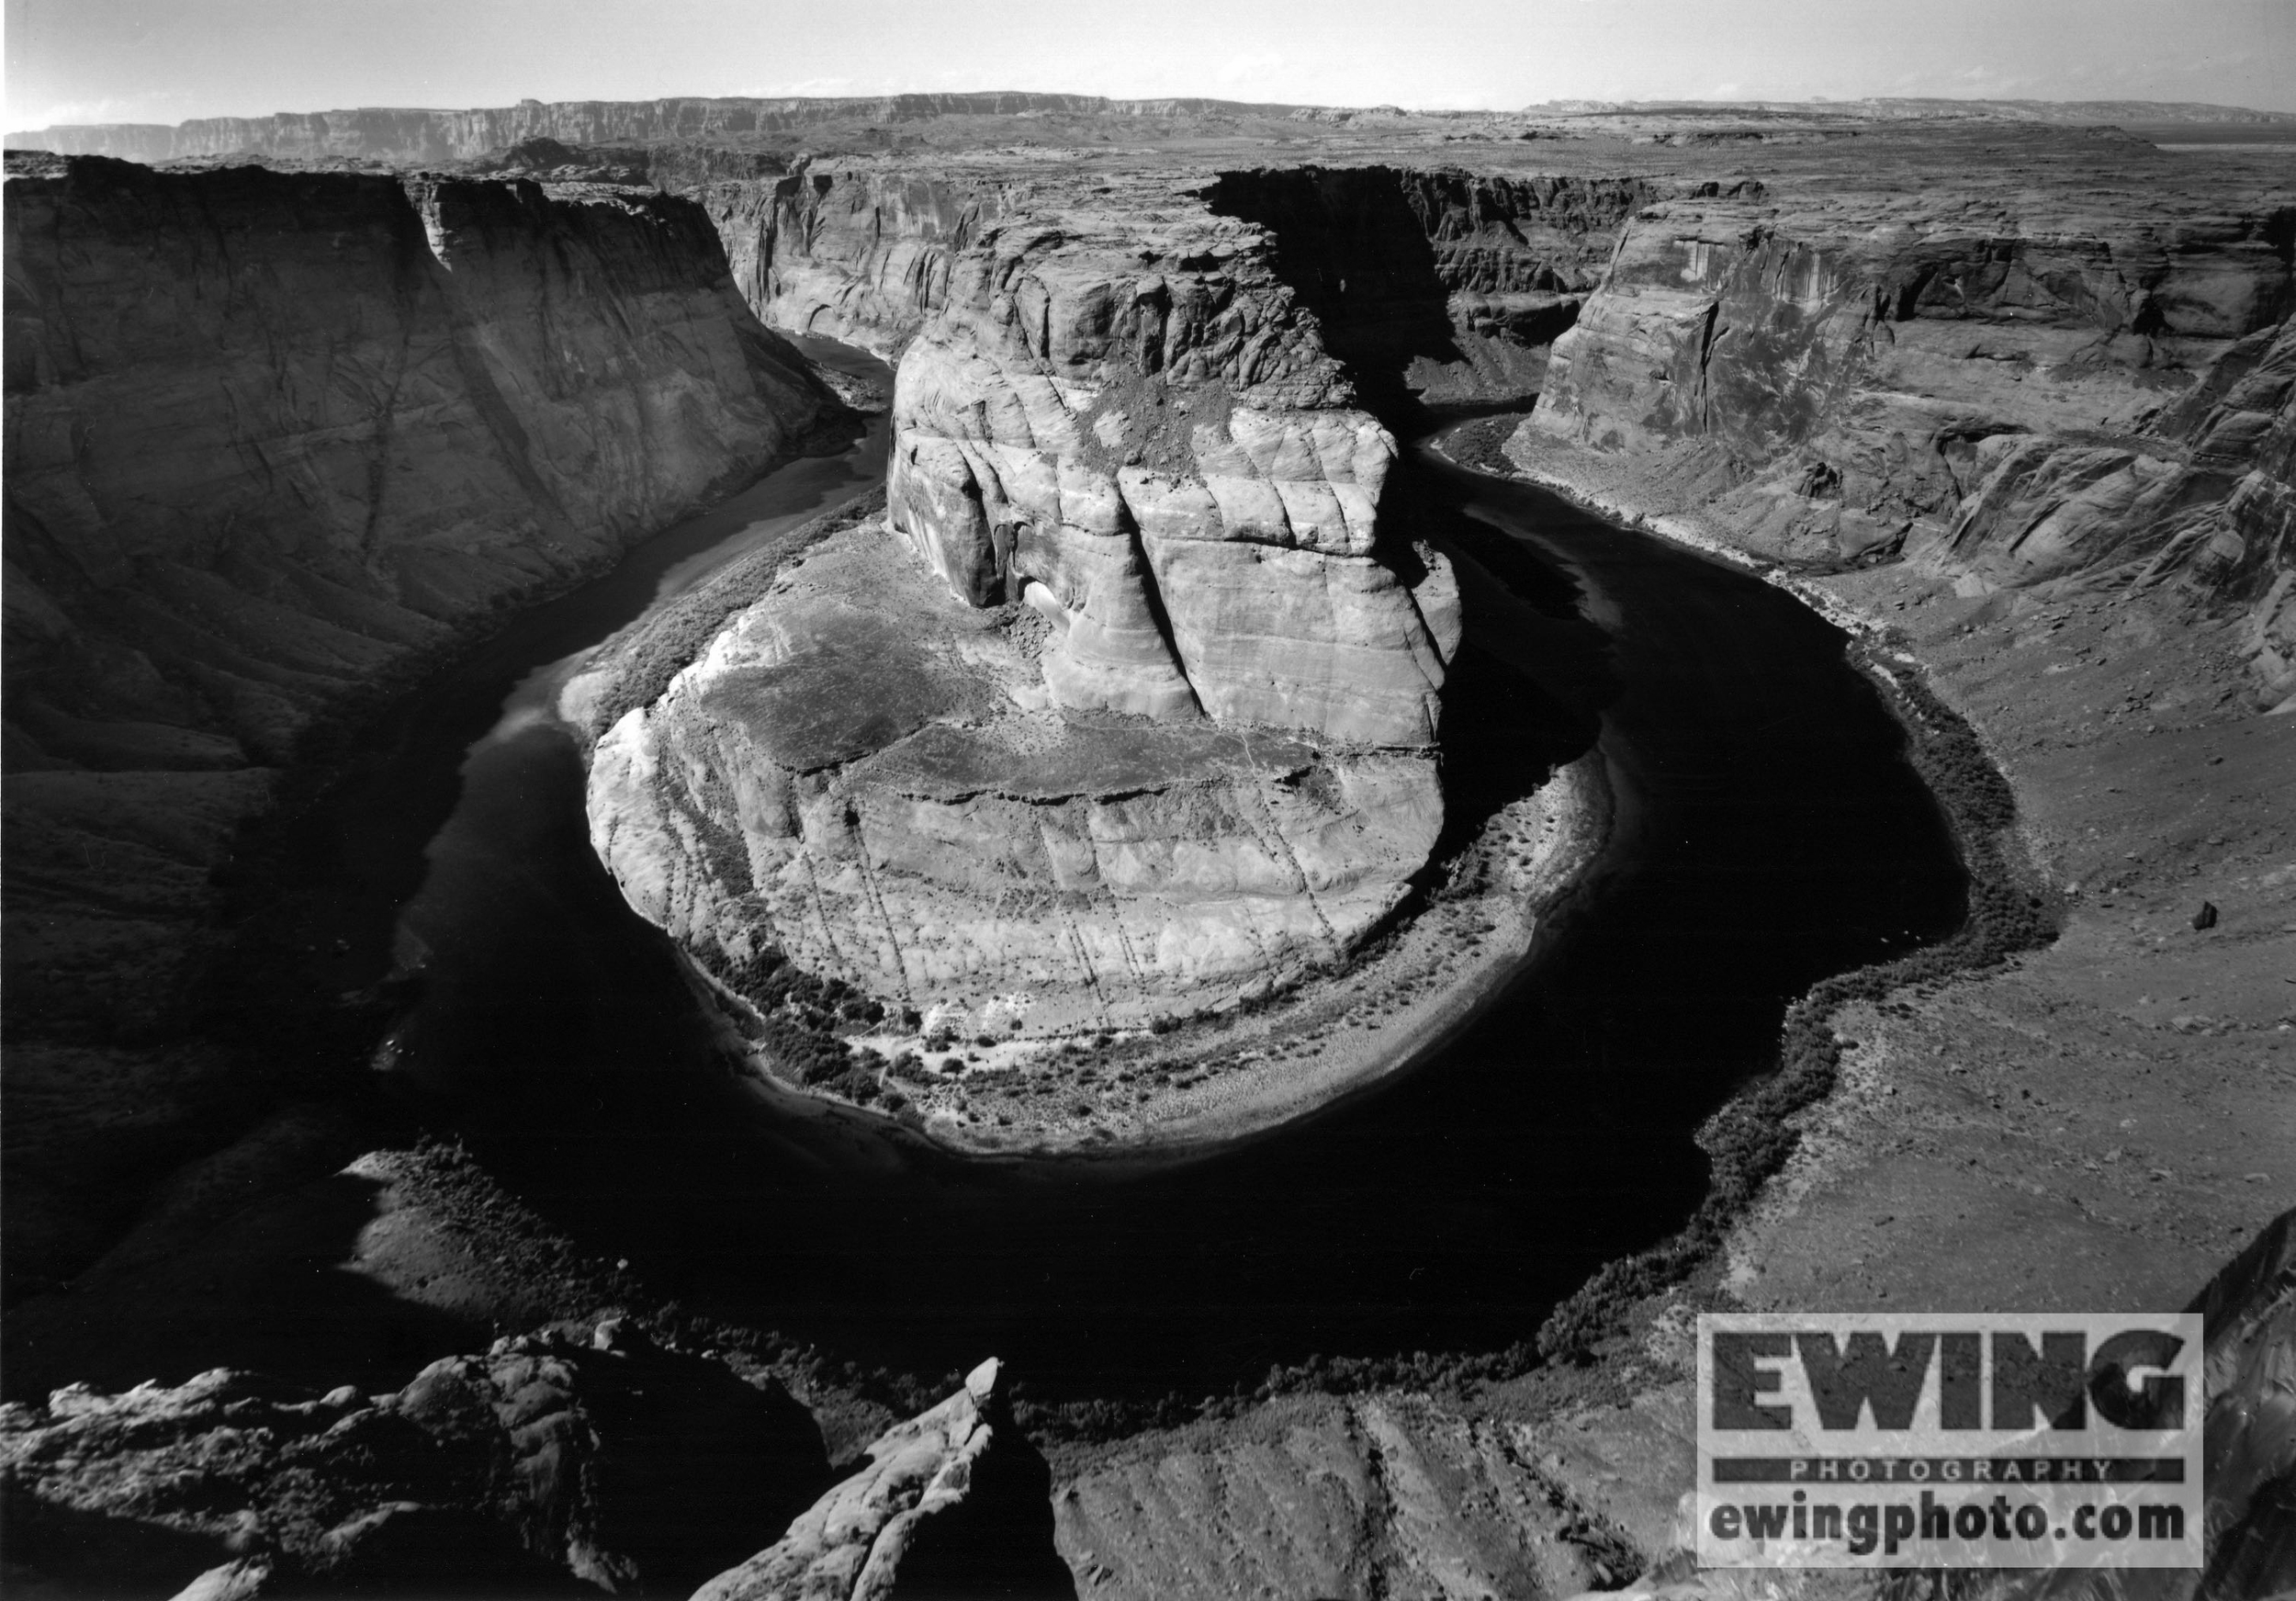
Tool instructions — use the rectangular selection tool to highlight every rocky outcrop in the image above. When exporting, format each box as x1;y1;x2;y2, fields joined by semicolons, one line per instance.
580;176;1465;1059
0;1320;829;1597
692;1357;1073;1601
882;194;1459;742
2;155;839;1288
1514;166;2296;705
581;501;1444;1042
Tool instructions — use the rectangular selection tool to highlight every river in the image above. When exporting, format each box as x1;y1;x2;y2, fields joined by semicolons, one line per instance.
348;364;1965;1407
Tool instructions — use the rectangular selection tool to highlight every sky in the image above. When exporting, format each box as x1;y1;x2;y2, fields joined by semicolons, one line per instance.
6;0;2294;130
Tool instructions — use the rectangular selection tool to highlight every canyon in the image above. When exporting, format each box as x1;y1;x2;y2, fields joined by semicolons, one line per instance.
3;96;2293;1599
2;153;850;1299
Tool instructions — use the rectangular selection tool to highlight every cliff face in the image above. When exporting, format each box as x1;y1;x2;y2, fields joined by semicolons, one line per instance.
583;177;1465;1045
715;162;1672;406
2;155;838;1281
1517;175;2296;705
703;166;1019;357
1201;165;1685;407
5;157;835;775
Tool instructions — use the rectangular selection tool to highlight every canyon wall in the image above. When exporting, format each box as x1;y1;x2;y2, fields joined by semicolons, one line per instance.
6;157;837;775
1200;165;1684;407
3;154;838;1281
702;165;1021;356
1515;176;2296;705
708;161;1678;403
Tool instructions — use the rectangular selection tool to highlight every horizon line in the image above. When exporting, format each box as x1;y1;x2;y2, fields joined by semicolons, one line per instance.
14;87;2296;136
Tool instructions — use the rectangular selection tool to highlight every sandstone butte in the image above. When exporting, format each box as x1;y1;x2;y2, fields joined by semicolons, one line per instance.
576;170;1478;1103
1;97;2293;1601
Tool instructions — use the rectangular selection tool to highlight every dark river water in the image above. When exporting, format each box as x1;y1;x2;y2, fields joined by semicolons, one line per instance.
341;363;1964;1406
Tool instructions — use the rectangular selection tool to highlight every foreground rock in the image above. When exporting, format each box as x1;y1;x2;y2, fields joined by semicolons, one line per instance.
1052;1390;1641;1599
693;1357;1073;1601
0;1320;827;1597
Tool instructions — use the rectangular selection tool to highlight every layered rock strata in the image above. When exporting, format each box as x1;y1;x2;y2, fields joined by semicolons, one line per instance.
584;504;1448;1031
584;186;1463;1043
3;155;839;1283
6;157;836;779
703;161;1671;404
705;167;1021;357
1515;175;2296;705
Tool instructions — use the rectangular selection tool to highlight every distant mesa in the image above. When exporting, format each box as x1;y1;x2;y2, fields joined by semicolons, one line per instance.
10;90;2296;168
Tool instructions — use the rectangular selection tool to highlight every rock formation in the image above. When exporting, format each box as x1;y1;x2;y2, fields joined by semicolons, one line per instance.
8;106;2296;1601
580;179;1464;1048
5;156;836;778
1513;163;2296;705
0;1319;828;1597
705;161;1670;404
1199;166;1675;407
703;167;1019;358
2;154;841;1289
692;1357;1074;1601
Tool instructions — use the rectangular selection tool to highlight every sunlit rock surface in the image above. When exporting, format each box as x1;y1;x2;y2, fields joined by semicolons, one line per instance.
586;177;1466;1035
881;200;1458;745
586;512;1445;1025
1516;163;2296;706
693;1357;1072;1601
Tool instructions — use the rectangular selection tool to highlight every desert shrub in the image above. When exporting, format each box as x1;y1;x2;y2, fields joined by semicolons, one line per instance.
887;1051;929;1083
584;489;888;736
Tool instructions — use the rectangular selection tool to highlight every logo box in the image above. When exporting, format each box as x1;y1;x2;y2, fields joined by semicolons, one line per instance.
1695;1313;2201;1570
